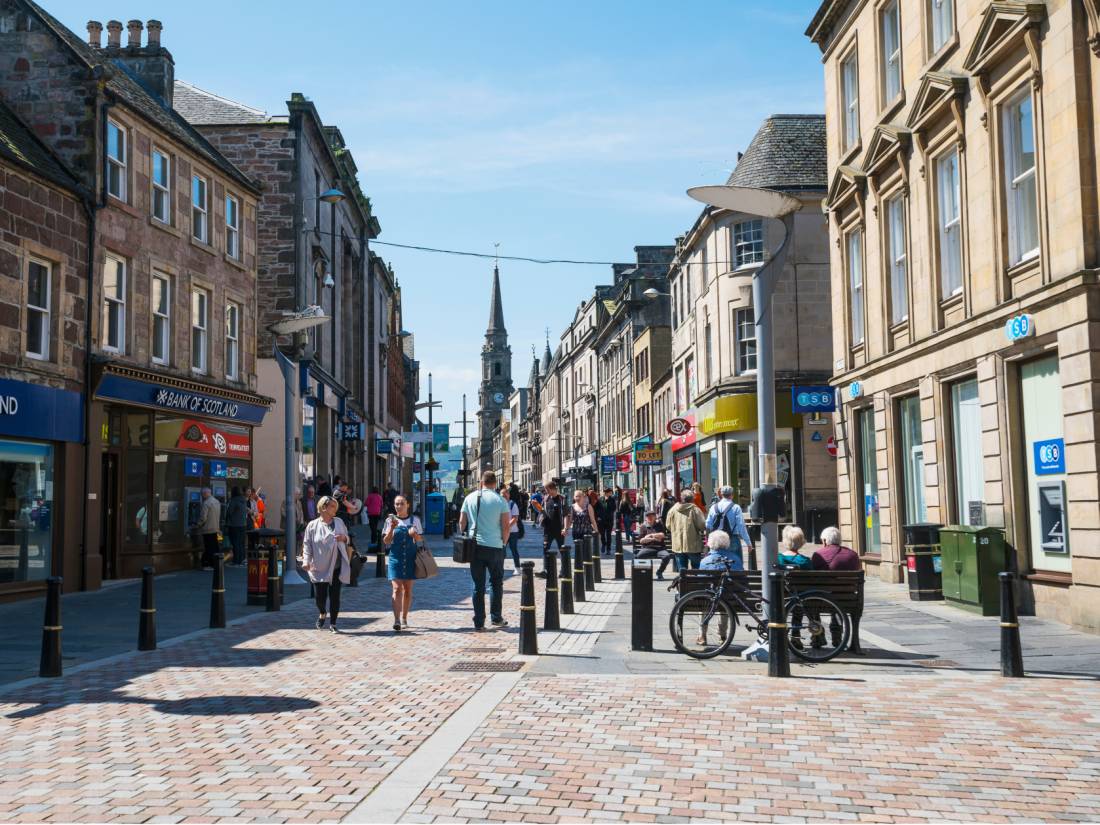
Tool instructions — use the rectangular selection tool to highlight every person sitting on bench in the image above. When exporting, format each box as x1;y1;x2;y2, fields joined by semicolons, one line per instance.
634;510;673;580
700;529;743;571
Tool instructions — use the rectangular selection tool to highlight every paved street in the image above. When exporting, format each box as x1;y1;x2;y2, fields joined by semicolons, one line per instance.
0;529;1098;823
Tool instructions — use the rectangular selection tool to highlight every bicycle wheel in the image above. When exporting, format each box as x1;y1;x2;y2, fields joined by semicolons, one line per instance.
786;594;850;663
669;591;737;659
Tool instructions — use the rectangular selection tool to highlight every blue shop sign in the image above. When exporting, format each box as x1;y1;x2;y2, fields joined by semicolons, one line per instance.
600;455;616;475
95;373;269;424
1033;438;1065;475
340;422;365;441
376;438;394;455
210;460;228;478
0;378;83;443
792;385;836;414
184;457;204;477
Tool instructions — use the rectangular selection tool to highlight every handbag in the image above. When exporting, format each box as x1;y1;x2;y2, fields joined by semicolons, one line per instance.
415;546;439;579
453;491;481;564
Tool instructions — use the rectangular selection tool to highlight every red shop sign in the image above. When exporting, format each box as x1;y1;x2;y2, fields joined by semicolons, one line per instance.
176;419;251;458
616;453;632;472
670;413;697;451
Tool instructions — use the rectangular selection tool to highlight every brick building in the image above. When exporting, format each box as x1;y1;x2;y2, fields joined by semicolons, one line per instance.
0;2;271;586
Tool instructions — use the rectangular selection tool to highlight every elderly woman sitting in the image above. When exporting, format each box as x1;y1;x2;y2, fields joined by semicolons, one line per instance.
777;525;813;569
700;529;744;571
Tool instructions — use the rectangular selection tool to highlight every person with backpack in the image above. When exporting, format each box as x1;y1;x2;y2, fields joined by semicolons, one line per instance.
705;485;754;567
537;480;569;578
501;486;523;573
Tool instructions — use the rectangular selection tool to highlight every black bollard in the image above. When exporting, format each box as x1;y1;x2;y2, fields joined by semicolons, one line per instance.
138;566;156;651
767;570;791;678
543;551;561;631
591;535;603;583
583;536;595;592
559;546;575;615
265;543;281;612
519;561;538;655
615;527;623;557
999;572;1024;677
375;545;385;578
614;531;625;580
210;555;226;628
39;576;62;678
747;545;758;572
631;560;653;651
573;543;587;604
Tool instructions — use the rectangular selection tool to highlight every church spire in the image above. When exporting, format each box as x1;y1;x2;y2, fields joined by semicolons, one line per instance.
487;262;506;335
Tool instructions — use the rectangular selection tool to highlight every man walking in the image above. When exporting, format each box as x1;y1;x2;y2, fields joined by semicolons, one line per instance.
459;470;512;631
537;481;570;577
195;487;222;570
705;485;754;564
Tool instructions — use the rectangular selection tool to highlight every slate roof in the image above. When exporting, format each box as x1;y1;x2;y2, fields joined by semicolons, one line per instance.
726;114;827;192
173;81;275;126
0;101;81;192
22;0;258;193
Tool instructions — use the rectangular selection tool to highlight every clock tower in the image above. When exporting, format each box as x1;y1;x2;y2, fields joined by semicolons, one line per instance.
478;264;513;471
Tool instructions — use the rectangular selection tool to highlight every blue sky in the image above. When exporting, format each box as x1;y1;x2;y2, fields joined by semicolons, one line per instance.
51;0;826;434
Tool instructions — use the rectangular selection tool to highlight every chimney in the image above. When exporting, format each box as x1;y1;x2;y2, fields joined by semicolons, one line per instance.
126;19;143;48
146;19;162;47
105;20;122;48
87;20;102;48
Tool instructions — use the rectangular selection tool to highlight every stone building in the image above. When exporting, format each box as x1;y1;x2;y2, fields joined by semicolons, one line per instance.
632;323;672;506
0;101;89;600
174;82;392;499
667;115;836;537
0;4;272;584
476;265;514;472
807;0;1100;630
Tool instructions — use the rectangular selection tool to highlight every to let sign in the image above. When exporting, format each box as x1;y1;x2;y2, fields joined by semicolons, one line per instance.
1033;438;1065;475
791;386;836;413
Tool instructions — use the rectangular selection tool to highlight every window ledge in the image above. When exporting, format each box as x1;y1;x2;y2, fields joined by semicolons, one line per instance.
1005;253;1041;281
921;33;960;75
839;142;862;167
939;289;964;309
878;93;907;124
108;197;142;220
190;236;218;257
1023;570;1072;587
860;552;883;564
224;253;247;272
889;318;909;333
149;216;182;238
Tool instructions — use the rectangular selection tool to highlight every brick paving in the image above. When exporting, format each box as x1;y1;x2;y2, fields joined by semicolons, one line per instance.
0;531;1098;823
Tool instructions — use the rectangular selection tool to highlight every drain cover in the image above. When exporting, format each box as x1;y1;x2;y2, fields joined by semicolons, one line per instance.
463;647;506;653
448;661;524;672
915;659;960;668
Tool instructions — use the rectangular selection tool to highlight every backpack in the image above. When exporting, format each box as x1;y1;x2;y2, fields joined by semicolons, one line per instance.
544;494;563;525
710;502;742;553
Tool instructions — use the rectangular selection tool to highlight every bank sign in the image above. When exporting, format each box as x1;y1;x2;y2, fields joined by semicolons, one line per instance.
792;386;836;414
1033;438;1065;475
95;373;269;424
0;378;83;442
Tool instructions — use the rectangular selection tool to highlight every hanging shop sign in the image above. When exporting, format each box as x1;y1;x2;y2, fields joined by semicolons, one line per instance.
635;446;663;466
600;455;616;475
96;372;269;424
670;413;697;451
616;453;632;472
432;424;450;453
792;386;836;413
339;422;365;441
1005;314;1035;342
847;381;862;400
376;438;394;455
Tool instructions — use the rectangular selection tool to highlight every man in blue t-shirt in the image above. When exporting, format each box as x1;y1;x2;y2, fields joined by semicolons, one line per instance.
459;470;513;630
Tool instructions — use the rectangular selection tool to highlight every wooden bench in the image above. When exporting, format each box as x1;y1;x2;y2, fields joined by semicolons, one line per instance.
674;568;865;653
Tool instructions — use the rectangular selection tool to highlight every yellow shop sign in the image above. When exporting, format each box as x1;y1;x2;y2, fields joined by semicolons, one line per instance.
697;393;800;436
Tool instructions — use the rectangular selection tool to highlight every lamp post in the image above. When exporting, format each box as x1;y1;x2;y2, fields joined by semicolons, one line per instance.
414;383;442;516
687;184;801;625
454;394;475;493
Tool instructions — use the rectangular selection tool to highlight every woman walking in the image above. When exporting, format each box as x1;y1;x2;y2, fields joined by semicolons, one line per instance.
224;486;250;566
501;487;522;573
570;489;598;547
382;495;421;631
302;495;351;633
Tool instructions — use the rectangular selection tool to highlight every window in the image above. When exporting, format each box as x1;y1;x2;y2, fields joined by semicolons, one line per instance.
733;219;764;268
1003;90;1039;265
950;378;984;525
886;195;908;323
102;254;126;353
935;149;963;296
151;149;170;223
735;308;756;374
841;50;860;151
225;301;240;381
152;274;170;365
675;365;685;412
847;229;864;346
191;175;208;243
0;439;54;581
671;279;679;327
930;0;954;52
191;288;208;373
898;395;927;524
225;195;240;260
26;257;50;360
704;322;713;386
881;1;901;103
857;407;882;554
106;120;126;201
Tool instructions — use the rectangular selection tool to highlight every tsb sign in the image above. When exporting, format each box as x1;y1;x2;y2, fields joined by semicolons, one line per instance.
791;385;836;414
1005;314;1035;342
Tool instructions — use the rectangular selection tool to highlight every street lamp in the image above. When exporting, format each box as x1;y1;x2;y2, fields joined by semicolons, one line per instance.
414;376;443;516
687;183;801;622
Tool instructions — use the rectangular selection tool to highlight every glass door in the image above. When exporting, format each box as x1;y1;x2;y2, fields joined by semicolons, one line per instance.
950;379;985;525
898;395;927;524
1019;356;1069;573
857;408;882;554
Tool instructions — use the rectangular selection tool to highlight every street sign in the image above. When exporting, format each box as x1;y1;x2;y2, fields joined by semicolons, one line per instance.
432;424;450;453
811;431;823;442
1005;314;1035;342
376;438;393;455
667;417;692;436
792;385;836;413
1033;438;1065;475
826;435;838;457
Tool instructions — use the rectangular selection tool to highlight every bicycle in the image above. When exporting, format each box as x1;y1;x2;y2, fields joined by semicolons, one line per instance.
668;558;851;662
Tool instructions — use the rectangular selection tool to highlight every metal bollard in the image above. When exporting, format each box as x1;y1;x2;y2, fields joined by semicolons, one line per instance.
630;560;653;651
591;534;603;583
210;555;226;628
767;570;791;678
559;546;575;615
543;550;561;631
265;543;281;612
747;545;758;571
573;543;587;604
375;545;385;578
39;576;63;678
582;536;595;592
615;527;623;556
138;566;156;651
999;572;1025;677
518;561;538;655
614;531;625;580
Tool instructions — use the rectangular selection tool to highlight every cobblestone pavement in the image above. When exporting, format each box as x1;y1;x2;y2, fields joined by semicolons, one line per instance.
0;529;1098;823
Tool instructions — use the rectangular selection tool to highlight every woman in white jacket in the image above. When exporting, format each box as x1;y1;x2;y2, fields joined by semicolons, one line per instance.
302;495;350;633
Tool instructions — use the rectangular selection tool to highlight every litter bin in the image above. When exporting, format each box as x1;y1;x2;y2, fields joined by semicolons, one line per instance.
903;522;943;601
246;529;284;605
939;525;1007;616
425;492;447;535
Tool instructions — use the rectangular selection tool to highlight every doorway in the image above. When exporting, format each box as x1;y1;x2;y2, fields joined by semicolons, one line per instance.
100;452;120;580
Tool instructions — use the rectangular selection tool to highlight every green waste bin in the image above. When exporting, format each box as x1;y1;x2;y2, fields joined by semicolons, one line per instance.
938;525;1007;616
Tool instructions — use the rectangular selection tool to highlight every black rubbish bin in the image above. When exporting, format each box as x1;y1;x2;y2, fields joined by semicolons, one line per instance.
903;522;943;601
246;529;285;605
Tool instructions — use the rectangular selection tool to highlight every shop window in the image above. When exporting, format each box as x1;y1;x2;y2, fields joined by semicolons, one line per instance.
1003;88;1039;266
125;413;151;548
857;407;882;554
949;378;984;525
103;254;126;353
886;195;908;324
0;440;54;583
191;288;209;374
936;148;963;297
152;273;171;365
898;395;927;524
152;149;170;224
25;257;50;361
106;120;127;202
726;442;752;509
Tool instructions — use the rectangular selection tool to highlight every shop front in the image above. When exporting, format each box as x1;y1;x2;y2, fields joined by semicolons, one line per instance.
0;377;84;600
91;367;271;580
670;411;698;493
